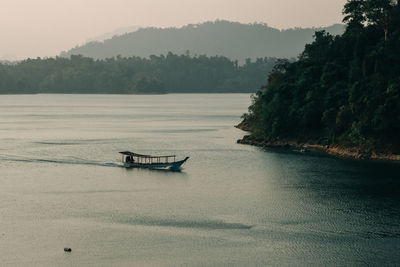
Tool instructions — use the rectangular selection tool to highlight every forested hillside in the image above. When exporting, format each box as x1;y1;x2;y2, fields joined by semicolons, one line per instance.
0;54;277;94
62;21;344;62
241;0;400;154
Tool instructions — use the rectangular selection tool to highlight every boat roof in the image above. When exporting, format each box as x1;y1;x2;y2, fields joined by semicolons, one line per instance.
119;151;176;158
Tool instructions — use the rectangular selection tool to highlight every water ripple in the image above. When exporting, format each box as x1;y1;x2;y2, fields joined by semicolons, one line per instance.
0;154;123;168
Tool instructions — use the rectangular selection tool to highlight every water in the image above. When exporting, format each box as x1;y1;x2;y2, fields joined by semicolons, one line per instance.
0;94;399;266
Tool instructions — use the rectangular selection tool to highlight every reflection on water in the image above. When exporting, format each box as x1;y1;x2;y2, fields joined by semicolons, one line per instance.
0;94;399;266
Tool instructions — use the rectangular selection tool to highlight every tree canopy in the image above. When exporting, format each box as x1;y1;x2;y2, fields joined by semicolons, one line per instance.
243;0;400;153
0;53;277;94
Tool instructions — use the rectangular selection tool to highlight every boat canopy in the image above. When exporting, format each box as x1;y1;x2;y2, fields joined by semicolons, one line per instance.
119;151;176;158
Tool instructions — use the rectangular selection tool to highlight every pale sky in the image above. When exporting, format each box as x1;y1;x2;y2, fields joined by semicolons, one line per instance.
0;0;347;60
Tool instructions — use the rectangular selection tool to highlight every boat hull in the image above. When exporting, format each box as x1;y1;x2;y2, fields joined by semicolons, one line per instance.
124;157;189;170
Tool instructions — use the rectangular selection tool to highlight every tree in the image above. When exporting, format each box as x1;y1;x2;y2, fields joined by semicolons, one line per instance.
0;53;278;94
241;0;400;153
365;0;398;41
343;0;367;29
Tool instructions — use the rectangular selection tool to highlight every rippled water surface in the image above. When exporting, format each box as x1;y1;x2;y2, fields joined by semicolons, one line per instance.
0;94;399;266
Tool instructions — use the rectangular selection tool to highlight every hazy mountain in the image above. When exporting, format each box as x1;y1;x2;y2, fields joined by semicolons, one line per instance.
61;20;345;62
0;53;19;62
85;26;141;43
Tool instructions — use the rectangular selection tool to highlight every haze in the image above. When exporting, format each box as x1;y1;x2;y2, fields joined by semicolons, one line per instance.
1;0;346;60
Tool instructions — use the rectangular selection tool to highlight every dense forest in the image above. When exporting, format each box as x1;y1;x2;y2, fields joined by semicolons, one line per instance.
242;0;400;154
62;21;344;63
0;54;277;94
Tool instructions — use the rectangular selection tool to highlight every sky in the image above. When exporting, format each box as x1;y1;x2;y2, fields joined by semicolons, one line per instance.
0;0;347;60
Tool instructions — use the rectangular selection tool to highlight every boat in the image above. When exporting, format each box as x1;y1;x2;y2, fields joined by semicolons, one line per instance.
119;151;189;170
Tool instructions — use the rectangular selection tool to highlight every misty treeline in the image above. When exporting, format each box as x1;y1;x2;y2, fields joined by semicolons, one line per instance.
243;0;400;153
0;53;277;94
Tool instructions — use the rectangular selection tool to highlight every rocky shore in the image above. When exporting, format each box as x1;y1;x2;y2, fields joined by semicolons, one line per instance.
236;124;400;162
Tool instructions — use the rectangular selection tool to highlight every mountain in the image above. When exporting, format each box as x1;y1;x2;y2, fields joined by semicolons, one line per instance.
61;20;345;62
85;26;141;43
0;53;19;62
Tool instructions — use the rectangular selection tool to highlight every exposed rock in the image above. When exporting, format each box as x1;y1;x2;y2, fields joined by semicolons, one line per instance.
235;120;252;132
237;135;400;162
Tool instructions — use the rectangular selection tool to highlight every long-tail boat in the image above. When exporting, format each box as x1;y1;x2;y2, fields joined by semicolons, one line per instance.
119;151;189;170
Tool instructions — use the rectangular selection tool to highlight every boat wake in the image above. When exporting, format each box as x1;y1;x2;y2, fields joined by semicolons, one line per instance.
115;216;254;230
0;154;124;168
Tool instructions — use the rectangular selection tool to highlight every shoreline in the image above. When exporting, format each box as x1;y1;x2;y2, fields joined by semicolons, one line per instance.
0;92;252;95
235;125;400;163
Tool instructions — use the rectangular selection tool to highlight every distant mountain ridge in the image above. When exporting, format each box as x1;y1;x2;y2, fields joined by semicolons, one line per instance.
62;21;345;62
85;26;141;43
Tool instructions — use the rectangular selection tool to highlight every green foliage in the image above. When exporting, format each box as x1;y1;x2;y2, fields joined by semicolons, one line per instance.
343;0;367;29
342;0;399;40
245;0;400;153
0;54;277;94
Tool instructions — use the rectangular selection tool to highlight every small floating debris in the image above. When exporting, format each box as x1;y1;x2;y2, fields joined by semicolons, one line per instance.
299;146;310;153
299;148;308;153
64;248;72;252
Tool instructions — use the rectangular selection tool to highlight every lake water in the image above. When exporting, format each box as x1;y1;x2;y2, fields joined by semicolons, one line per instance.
0;94;399;266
